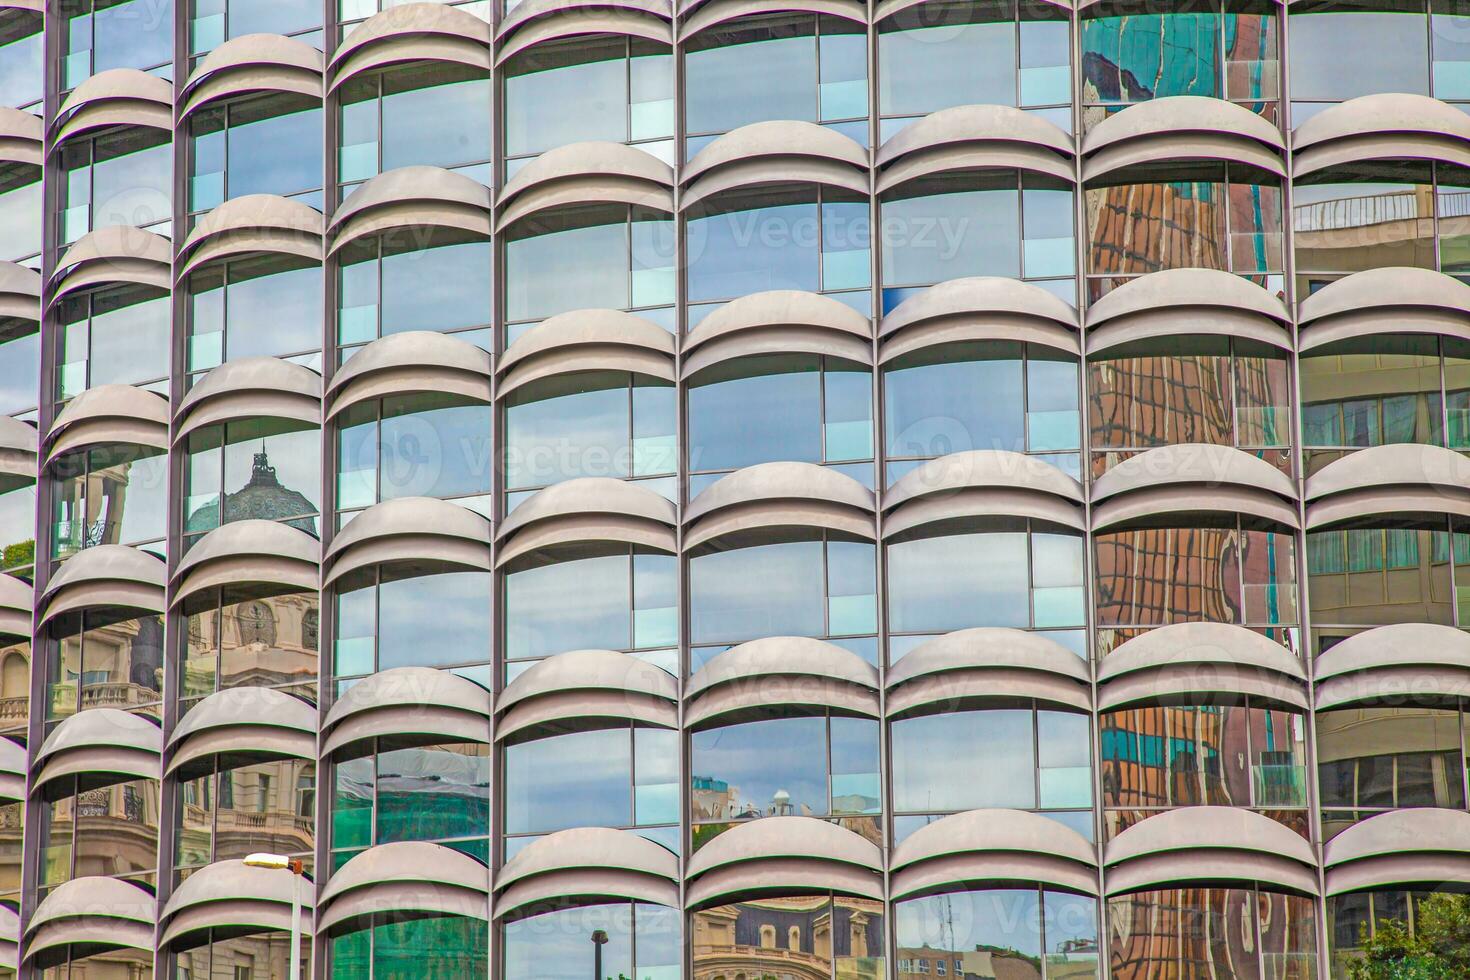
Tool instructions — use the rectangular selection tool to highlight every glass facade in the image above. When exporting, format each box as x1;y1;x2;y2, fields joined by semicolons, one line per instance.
3;1;1469;977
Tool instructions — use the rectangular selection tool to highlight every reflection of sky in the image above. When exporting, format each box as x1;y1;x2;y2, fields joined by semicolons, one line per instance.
885;356;1023;457
689;369;822;470
690;541;824;644
686;34;815;133
888;532;1029;633
879;21;1016;117
382;242;492;334
382;78;490;172
227;108;322;199
506;554;630;659
0;332;37;416
507;386;627;487
0;33;41;109
505;728;631;834
692;716;828;816
226;266;321;361
379;571;491;668
93;0;173;72
892;709;1036;812
505;55;626;157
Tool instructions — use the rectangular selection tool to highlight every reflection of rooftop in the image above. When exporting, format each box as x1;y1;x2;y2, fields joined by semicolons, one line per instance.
1293;189;1470;233
186;448;317;535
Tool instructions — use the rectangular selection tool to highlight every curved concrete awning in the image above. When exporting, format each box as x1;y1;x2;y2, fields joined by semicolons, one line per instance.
876;103;1076;189
684;462;875;550
166;686;317;777
323;496;492;585
52;68;172;145
497;0;671;66
161;857;316;950
0;736;25;803
496;648;678;742
685;636;880;728
173;356;322;444
320;666;489;758
179;32;324;119
177;194;324;281
497;141;673;232
495;826;678;918
50;225;170;301
24;876;155;965
171;519;319;609
0;260;40;322
1298;267;1470;351
1324;808;1470;895
327;329;492;418
332;3;491;89
891;808;1098;899
682;289;872;378
0;415;36;494
39;544;165;629
684;815;884;909
317;841;489;936
680;0;862;37
1097;622;1307;711
683;121;869;209
1103;806;1318;896
0;573;29;643
0;106;40;167
499;309;675;396
1293;93;1470;176
879;276;1078;363
1084;268;1292;355
31;707;161;799
1090;444;1298;531
328;165;492;253
496;477;676;568
1314;623;1470;709
883;450;1085;536
886;628;1092;716
44;383;167;468
1305;443;1470;528
1082;96;1285;182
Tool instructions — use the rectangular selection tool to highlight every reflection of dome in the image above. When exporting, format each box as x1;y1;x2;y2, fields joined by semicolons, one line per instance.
186;448;317;535
772;789;789;804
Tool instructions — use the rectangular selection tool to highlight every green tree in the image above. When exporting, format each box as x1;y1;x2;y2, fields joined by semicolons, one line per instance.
1347;893;1470;980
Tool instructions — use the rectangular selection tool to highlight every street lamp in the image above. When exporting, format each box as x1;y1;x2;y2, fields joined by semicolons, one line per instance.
244;852;307;980
590;928;609;980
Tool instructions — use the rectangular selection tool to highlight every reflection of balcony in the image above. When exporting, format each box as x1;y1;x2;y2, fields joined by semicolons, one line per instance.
693;945;831;980
80;681;160;710
0;696;24;725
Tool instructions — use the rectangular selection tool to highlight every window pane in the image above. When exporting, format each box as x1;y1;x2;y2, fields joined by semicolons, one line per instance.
505;728;631;835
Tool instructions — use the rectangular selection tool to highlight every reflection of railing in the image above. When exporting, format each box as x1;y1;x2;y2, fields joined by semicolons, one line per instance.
0;697;24;724
1293;188;1470;232
1293;190;1421;232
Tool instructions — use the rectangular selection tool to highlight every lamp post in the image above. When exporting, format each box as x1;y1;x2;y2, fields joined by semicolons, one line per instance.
590;928;609;980
244;852;306;980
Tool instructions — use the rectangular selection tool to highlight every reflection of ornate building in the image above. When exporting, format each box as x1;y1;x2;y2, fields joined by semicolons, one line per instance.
175;759;316;866
185;448;317;535
52;615;164;718
692;896;884;980
45;778;160;882
184;592;319;694
0;640;27;734
1109;888;1314;980
176;933;304;979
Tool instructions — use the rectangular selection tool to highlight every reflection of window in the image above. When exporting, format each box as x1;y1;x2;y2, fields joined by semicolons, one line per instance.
301;608;318;650
236;601;277;647
1317;706;1469;825
1306;521;1470;639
